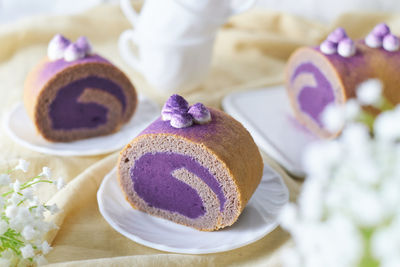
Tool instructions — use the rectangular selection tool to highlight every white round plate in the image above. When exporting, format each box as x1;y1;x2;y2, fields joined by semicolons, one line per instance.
222;85;319;177
97;164;289;254
3;96;160;156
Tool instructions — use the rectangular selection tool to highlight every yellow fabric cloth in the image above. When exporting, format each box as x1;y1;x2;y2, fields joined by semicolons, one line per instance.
0;3;399;266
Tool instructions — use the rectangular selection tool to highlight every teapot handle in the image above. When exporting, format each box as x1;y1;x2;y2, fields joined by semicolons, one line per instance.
120;0;140;26
118;29;143;72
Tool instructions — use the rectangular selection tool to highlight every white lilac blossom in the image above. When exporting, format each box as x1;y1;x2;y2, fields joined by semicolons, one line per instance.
0;161;64;266
15;159;29;173
280;78;400;267
356;79;383;106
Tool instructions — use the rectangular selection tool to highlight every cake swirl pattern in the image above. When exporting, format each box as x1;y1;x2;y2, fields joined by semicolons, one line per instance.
118;95;263;231
286;23;400;138
24;34;137;142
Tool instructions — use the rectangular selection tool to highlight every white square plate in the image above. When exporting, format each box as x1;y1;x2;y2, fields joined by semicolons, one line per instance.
222;85;319;177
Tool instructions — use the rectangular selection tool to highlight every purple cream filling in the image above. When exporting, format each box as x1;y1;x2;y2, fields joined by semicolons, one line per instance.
130;152;226;219
291;63;335;125
49;76;126;129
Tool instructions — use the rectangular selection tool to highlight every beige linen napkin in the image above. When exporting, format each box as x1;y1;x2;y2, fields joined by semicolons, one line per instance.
0;3;398;266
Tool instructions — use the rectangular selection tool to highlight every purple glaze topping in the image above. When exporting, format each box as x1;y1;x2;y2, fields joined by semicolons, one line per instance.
188;103;211;124
161;94;189;121
383;34;400;52
170;112;193;128
337;38;356;57
48;34;71;60
291;63;335;125
327;27;347;43
76;36;92;54
64;43;85;62
130;152;226;218
49;76;126;129
372;23;390;37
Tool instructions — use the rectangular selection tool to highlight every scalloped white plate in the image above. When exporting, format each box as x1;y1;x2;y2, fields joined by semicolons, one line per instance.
222;86;319;177
97;164;289;254
3;96;160;156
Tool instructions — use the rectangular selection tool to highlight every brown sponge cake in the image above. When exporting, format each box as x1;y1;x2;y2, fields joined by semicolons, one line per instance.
117;96;263;231
24;35;137;142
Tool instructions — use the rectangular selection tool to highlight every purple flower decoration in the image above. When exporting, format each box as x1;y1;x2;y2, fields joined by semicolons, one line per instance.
76;36;93;55
170;112;193;128
383;34;400;52
365;23;399;52
47;34;71;60
47;34;93;62
161;94;189;121
64;43;85;62
188;103;211;124
161;95;211;128
337;38;356;57
327;27;347;43
320;27;356;57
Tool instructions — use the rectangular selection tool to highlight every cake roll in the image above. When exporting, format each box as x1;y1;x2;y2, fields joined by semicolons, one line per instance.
118;95;263;231
286;24;400;138
24;34;137;142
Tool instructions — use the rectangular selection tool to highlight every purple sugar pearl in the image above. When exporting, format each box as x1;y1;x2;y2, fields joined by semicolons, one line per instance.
372;23;390;38
170;112;193;128
327;27;348;43
188;103;211;124
76;36;92;55
161;94;189;121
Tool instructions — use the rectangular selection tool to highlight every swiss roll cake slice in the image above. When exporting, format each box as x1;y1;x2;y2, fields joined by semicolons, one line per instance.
118;95;263;231
24;34;137;142
286;25;400;138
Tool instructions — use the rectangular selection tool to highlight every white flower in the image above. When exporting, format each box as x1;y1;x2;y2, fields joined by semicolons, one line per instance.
344;99;361;120
20;244;35;259
14;159;29;173
0;258;10;267
12;180;21;193
321;103;345;133
22;188;34;200
374;108;400;141
8;193;23;206
47;204;59;215
356;79;383;106
22;225;37;241
40;241;52;254
0;220;8;235
40;167;52;178
5;205;18;218
34;255;48;266
0;174;11;186
56;177;66;190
